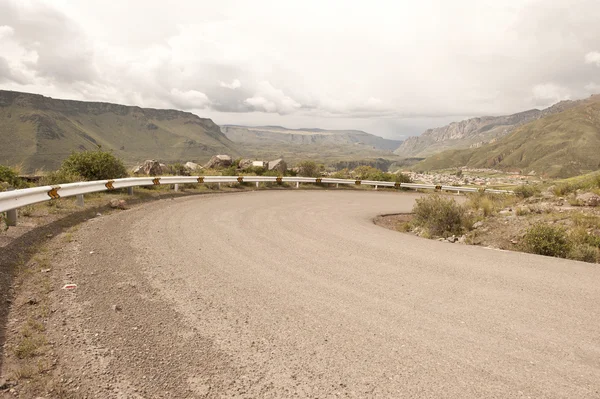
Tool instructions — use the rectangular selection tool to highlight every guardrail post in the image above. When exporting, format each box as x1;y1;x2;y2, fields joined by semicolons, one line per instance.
296;181;299;189
6;209;17;226
256;182;259;188
336;183;339;188
76;194;85;207
127;187;134;196
375;185;378;190
218;182;221;189
174;184;179;192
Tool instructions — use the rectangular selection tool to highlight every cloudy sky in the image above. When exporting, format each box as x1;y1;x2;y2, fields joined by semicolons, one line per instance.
1;0;600;139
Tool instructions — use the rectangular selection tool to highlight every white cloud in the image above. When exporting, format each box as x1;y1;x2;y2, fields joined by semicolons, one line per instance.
244;81;301;114
585;51;600;66
531;83;571;107
169;89;211;109
219;79;241;90
0;25;14;39
2;0;600;137
584;82;600;92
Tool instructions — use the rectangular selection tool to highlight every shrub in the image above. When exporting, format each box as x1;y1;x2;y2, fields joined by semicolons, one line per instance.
332;168;350;179
296;161;321;177
351;166;412;183
516;207;529;216
353;166;388;181
394;173;412;184
523;223;570;258
514;184;540;198
40;169;85;185
221;165;238;176
412;195;468;238
60;149;128;181
569;226;600;248
567;195;582;206
466;192;514;216
552;183;574;197
244;166;266;176
572;213;600;230
568;244;599;263
262;169;282;177
0;165;27;190
551;173;600;197
168;163;190;176
480;197;494;217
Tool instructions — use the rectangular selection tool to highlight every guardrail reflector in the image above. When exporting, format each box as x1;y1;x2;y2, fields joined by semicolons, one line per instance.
316;178;322;184
394;182;401;188
237;176;244;183
276;177;283;183
478;187;486;192
152;178;161;185
435;185;442;191
48;187;60;199
105;180;115;190
355;180;362;185
197;176;204;183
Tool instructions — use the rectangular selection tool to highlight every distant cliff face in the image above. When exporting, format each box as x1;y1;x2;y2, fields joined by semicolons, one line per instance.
394;101;580;158
413;95;600;178
0;90;237;172
222;125;402;151
220;125;403;165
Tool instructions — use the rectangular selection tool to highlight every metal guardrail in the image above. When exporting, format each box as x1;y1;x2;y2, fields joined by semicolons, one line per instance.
0;175;512;215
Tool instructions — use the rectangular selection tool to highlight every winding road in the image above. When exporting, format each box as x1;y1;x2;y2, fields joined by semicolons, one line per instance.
59;190;600;398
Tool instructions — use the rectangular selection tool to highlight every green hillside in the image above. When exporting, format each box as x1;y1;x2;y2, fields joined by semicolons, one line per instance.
0;90;238;172
414;95;600;177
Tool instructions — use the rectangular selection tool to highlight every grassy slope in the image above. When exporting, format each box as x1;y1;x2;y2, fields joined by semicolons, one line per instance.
0;90;238;172
414;95;600;177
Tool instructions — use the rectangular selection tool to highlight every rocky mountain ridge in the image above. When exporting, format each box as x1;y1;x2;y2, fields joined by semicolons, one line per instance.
413;95;600;177
394;100;581;158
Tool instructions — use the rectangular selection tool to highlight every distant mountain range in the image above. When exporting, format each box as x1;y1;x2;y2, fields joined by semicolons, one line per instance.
413;95;600;177
2;89;598;178
0;90;405;172
394;100;580;158
221;125;402;164
0;90;238;172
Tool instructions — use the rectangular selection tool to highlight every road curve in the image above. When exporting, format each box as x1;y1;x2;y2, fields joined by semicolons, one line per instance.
62;190;600;398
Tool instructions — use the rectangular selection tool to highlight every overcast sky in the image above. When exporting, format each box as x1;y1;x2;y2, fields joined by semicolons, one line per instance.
1;0;600;139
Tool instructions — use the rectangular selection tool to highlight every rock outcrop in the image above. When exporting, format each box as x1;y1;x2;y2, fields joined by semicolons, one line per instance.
268;159;287;174
576;192;600;207
185;161;202;171
109;199;128;210
204;155;232;169
238;159;254;169
132;160;163;176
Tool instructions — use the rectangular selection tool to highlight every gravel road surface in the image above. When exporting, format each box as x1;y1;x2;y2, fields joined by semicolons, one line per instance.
53;190;600;398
